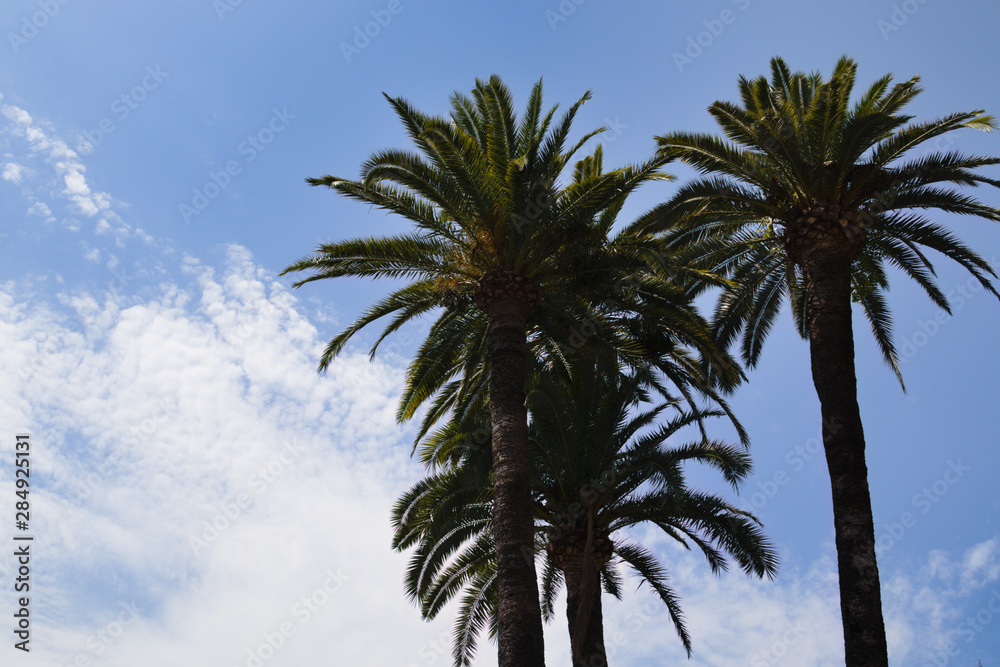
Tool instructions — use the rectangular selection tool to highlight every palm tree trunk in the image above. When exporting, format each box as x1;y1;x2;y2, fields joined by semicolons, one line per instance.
563;556;607;667
800;243;889;667
488;298;546;667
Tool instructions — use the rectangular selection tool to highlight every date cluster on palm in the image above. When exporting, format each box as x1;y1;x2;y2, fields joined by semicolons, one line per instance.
783;204;869;263
473;269;541;312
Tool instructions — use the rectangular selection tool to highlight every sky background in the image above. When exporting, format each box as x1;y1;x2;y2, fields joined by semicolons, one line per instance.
1;1;999;665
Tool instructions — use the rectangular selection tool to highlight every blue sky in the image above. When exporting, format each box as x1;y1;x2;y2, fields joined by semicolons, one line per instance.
1;1;999;665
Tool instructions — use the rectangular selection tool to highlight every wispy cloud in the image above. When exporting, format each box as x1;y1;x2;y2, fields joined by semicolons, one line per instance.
0;245;444;665
2;161;24;183
0;243;996;665
0;101;138;243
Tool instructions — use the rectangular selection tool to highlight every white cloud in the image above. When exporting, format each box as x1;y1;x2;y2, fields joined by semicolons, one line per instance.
81;243;101;263
1;102;127;229
27;200;52;218
2;104;32;126
880;538;1000;664
0;246;456;666
2;161;24;182
959;538;1000;593
589;533;846;666
568;535;1000;667
0;245;996;666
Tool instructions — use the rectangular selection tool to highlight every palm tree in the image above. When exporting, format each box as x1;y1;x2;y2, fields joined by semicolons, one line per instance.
392;359;778;667
642;56;1000;665
282;76;739;667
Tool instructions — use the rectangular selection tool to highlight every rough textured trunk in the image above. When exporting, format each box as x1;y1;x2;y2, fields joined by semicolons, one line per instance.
549;521;613;667
562;556;607;667
799;240;889;667
487;297;545;667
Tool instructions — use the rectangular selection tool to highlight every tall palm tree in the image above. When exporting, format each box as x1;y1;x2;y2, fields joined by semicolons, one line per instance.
393;359;778;667
642;56;1000;665
282;76;739;667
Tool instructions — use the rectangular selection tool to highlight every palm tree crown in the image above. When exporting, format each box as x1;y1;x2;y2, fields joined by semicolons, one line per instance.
643;55;1000;666
644;55;999;383
393;359;777;667
284;78;738;438
283;75;741;667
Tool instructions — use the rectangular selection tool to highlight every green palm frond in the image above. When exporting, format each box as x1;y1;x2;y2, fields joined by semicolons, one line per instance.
392;360;778;665
652;55;1000;387
287;76;738;446
288;76;765;666
614;542;692;657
